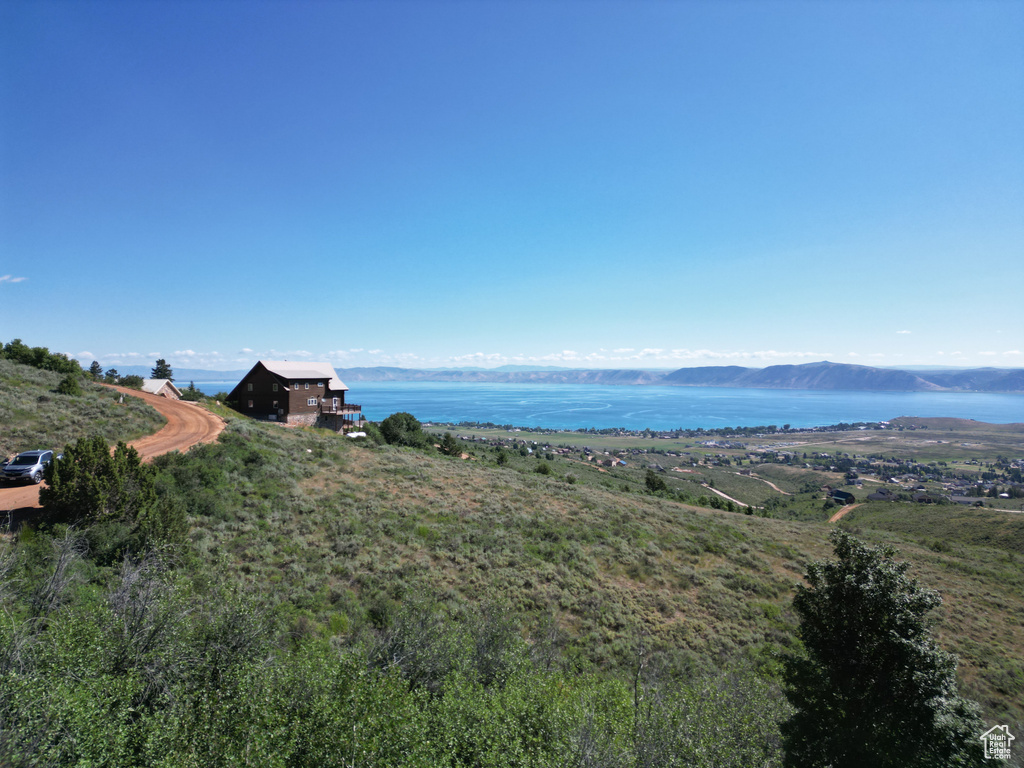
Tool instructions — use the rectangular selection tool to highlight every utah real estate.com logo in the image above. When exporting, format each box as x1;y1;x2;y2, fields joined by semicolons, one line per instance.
980;725;1015;761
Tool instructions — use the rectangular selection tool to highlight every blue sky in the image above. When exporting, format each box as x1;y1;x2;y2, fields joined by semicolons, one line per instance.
2;1;1022;372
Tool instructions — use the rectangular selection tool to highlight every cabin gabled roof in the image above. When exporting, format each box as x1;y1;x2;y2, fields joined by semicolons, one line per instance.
253;360;349;391
142;378;183;397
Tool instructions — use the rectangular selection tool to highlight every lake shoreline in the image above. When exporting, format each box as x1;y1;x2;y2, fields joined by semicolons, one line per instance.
192;380;1024;433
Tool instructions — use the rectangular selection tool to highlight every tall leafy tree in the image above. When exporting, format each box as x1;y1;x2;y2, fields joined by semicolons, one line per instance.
782;529;984;768
151;358;173;380
380;412;429;448
88;360;103;379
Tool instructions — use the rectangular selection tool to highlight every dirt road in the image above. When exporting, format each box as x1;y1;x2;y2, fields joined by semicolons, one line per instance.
829;503;862;523
0;386;225;514
746;474;791;495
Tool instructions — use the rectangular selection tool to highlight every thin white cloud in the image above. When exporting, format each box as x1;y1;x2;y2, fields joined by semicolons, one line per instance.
174;349;197;357
451;352;507;364
979;351;997;356
1004;350;1021;356
240;347;254;354
896;330;911;334
425;347;837;368
0;275;27;284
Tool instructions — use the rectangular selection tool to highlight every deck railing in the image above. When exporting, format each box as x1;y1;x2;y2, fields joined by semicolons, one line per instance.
320;403;361;415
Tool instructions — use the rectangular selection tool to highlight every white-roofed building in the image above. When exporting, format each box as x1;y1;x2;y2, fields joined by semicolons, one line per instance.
228;360;362;431
141;379;183;399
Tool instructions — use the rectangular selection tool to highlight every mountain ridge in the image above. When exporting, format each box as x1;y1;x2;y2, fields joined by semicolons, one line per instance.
331;361;1023;392
114;361;1024;392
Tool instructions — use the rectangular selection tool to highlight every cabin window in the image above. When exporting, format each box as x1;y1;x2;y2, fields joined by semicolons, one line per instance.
317;382;323;387
307;397;318;406
305;383;309;389
294;384;299;391
247;383;253;392
272;383;278;392
247;400;253;409
272;400;278;409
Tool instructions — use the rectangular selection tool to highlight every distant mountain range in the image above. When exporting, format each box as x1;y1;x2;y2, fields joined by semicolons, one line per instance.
335;361;1024;392
113;361;1024;393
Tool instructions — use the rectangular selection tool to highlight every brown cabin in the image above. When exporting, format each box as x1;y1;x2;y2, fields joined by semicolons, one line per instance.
229;360;362;431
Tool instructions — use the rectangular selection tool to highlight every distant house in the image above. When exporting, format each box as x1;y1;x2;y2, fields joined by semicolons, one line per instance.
912;491;949;504
229;360;362;431
829;489;857;505
951;496;986;507
142;379;183;400
866;488;897;502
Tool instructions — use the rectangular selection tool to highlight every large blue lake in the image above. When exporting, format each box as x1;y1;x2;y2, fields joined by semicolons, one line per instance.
193;381;1024;431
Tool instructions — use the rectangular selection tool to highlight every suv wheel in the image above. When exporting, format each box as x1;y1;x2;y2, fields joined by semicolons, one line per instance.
31;471;42;484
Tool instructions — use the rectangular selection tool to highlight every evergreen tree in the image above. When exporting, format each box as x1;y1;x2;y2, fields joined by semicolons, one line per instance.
181;380;203;401
782;529;984;768
645;469;667;493
438;432;462;456
151;358;173;380
41;436;157;527
88;360;103;379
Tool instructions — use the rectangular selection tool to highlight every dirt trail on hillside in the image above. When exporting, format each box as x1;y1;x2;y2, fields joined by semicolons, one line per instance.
747;474;791;495
0;386;225;515
829;503;862;523
704;485;746;508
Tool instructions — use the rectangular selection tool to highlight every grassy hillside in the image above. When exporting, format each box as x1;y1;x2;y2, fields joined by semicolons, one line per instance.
0;358;165;458
149;413;1023;726
2;364;1021;763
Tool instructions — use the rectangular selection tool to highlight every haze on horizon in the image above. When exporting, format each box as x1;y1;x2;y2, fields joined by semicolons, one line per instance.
2;1;1021;373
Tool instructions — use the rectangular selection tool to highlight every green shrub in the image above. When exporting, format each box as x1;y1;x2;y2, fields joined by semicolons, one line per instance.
56;374;82;396
380;412;429;448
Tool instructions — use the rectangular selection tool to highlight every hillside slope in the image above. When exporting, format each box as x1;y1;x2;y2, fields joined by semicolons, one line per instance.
158;416;1024;725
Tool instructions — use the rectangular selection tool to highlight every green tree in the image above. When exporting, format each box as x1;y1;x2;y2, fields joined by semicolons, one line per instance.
88;360;103;379
151;358;173;380
438;432;461;457
56;374;82;396
645;469;667;493
104;367;119;383
180;381;203;401
41;436;157;528
379;412;429;448
782;529;984;768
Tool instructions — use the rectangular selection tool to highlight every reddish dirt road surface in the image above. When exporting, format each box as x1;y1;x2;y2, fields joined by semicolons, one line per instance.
0;386;225;515
829;503;862;523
